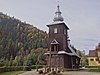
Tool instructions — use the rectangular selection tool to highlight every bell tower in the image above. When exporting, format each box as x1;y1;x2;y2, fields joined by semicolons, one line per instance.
45;1;80;70
46;3;70;69
47;3;69;53
45;2;80;70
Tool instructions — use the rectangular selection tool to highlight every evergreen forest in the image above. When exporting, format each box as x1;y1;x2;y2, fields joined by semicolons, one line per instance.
0;12;48;67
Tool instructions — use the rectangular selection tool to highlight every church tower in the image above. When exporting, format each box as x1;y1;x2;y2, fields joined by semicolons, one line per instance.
47;3;69;52
45;2;80;71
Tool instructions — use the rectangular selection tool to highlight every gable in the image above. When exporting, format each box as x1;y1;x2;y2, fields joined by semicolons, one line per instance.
51;39;59;44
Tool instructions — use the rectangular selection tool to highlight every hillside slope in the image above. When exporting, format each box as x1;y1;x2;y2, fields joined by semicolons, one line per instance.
0;12;48;60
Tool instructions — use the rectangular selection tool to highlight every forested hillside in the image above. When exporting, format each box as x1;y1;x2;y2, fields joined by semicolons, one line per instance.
0;12;48;66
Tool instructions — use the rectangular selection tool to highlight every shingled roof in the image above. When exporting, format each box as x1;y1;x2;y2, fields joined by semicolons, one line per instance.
89;50;97;57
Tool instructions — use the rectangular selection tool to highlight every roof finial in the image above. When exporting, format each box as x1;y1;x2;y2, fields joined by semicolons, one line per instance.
53;1;64;22
57;0;59;6
57;1;60;12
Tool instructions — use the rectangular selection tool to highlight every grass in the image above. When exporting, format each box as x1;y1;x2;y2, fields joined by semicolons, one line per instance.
89;68;100;72
0;71;25;75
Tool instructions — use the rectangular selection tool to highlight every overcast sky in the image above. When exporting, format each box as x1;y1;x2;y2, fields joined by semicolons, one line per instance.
0;0;100;54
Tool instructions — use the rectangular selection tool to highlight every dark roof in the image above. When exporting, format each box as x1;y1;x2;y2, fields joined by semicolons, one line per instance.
89;50;96;57
47;22;69;30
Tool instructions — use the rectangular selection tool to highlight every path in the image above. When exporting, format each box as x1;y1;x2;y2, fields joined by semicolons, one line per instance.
62;71;100;75
18;70;39;75
18;69;100;75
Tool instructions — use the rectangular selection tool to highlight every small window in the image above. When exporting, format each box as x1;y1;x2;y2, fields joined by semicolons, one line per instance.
95;59;98;61
90;59;94;61
54;28;57;33
64;30;66;34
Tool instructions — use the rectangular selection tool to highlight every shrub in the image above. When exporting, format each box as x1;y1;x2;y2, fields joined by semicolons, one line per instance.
37;65;44;68
31;65;36;69
23;66;31;71
31;65;44;69
89;68;100;72
0;65;44;73
0;66;24;73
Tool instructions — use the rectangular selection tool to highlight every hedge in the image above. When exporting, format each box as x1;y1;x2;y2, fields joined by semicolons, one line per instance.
0;65;44;73
89;68;100;72
86;66;100;68
0;66;23;73
31;65;44;69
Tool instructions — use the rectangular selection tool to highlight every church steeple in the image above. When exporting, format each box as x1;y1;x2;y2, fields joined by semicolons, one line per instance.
53;1;64;22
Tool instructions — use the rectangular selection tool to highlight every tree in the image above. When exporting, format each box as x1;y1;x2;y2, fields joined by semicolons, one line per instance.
77;50;86;67
0;58;5;67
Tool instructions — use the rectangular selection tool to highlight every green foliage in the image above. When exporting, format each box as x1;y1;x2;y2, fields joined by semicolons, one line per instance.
31;65;44;69
0;58;5;67
77;50;87;67
0;65;44;72
0;66;24;72
0;12;48;67
0;71;25;75
89;68;100;72
23;66;32;71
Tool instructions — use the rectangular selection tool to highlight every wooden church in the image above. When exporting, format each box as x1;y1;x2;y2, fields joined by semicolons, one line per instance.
45;3;80;70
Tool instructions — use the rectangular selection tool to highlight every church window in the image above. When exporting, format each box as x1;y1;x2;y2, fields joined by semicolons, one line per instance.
64;29;66;34
54;28;57;33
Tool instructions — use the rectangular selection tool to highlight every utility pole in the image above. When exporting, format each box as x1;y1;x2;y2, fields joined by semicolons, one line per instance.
49;47;51;72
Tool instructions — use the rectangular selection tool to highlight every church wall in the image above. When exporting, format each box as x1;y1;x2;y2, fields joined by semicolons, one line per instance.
64;55;72;68
48;23;68;51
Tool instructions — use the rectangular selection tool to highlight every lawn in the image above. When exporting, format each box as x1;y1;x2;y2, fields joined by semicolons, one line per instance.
0;71;25;75
89;68;100;72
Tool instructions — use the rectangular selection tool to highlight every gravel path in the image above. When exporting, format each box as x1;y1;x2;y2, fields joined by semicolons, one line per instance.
18;70;39;75
62;71;100;75
18;70;100;75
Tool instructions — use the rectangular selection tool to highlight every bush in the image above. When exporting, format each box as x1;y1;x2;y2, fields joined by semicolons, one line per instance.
87;66;100;68
0;65;44;73
89;68;100;72
31;65;36;69
31;65;44;69
38;70;43;74
23;66;31;71
37;65;44;68
0;66;24;73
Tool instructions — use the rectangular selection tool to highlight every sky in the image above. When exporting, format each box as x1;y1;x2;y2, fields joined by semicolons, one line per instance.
0;0;100;54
